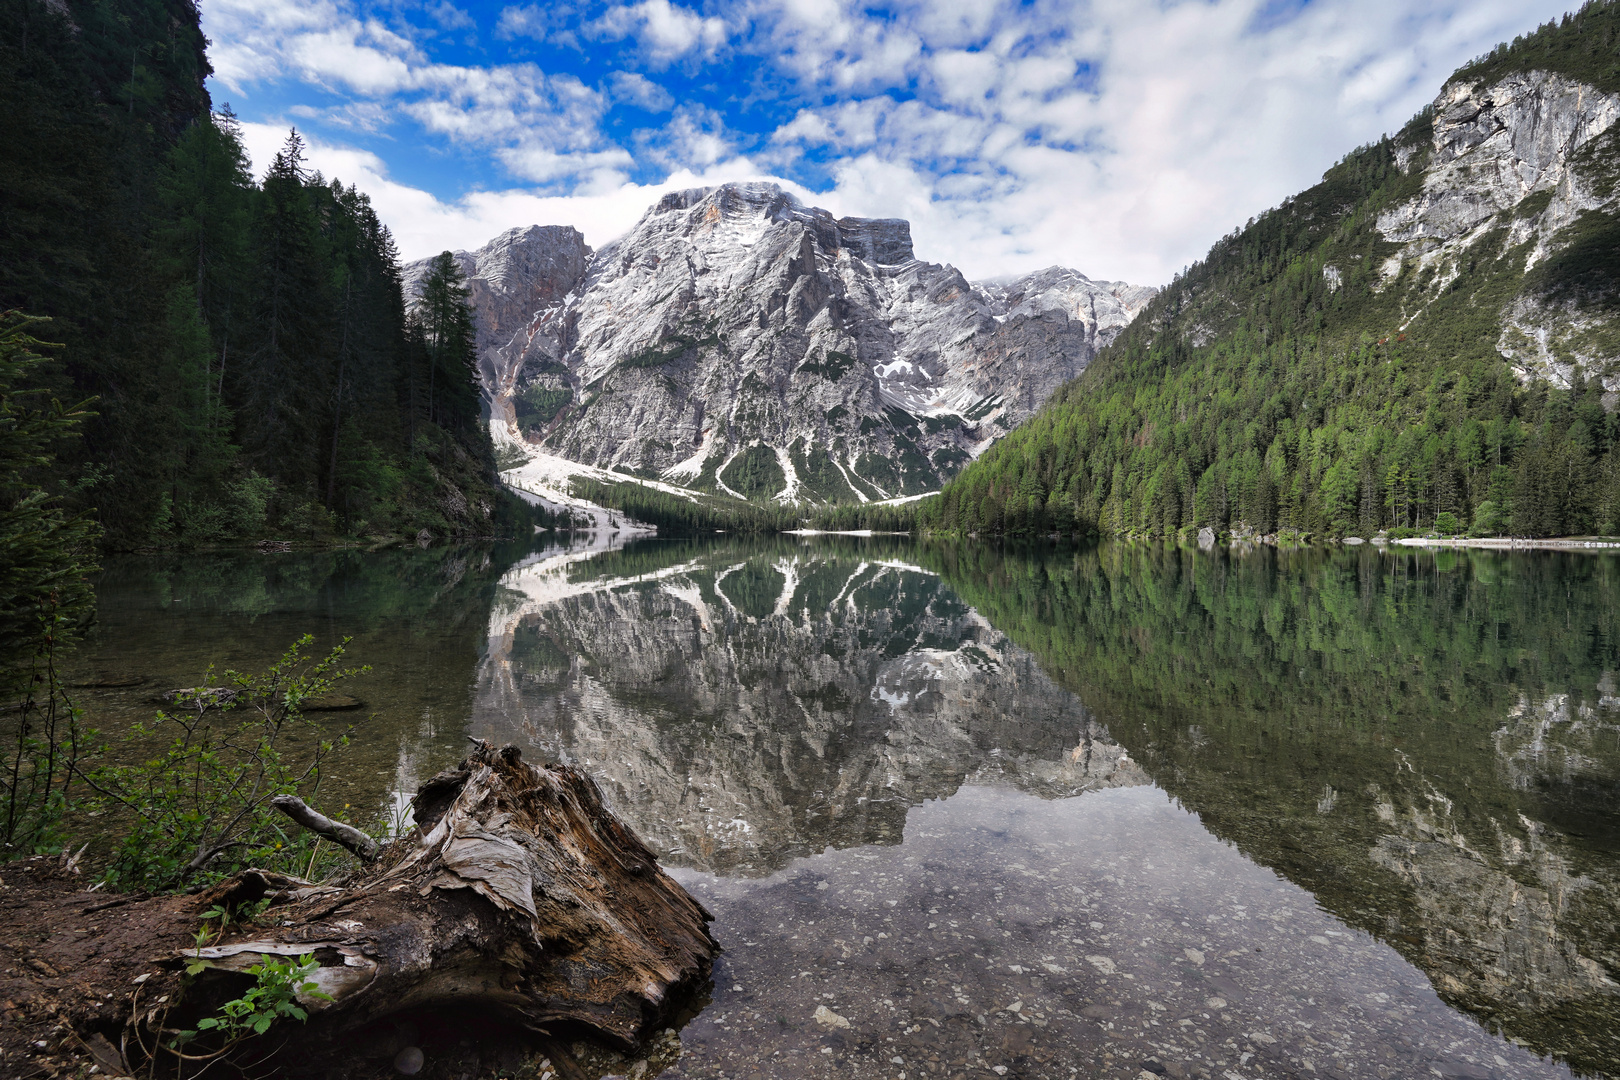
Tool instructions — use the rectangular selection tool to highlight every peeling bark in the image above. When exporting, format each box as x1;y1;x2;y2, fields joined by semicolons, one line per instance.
0;744;718;1078
192;742;718;1045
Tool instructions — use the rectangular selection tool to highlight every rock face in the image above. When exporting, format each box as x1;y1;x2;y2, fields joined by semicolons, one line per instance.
406;184;1154;501
1374;70;1620;392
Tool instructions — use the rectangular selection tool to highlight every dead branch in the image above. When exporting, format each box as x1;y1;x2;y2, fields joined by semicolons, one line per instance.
270;794;381;862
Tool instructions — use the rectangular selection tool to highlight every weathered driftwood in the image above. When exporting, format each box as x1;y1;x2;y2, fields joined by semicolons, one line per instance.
0;743;714;1077
186;741;717;1046
270;794;382;861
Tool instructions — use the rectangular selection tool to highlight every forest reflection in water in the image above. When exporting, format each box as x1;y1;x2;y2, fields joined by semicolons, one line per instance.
68;538;546;814
71;536;1618;1078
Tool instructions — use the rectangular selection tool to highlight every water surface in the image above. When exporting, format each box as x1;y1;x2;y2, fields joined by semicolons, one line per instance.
70;537;1620;1078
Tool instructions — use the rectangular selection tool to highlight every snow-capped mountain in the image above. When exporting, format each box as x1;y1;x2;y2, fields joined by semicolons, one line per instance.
407;183;1154;502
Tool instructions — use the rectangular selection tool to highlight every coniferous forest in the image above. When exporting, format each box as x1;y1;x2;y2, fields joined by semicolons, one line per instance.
916;3;1620;540
0;0;529;552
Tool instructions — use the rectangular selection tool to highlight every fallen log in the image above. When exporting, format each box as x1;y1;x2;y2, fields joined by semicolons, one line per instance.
0;742;718;1077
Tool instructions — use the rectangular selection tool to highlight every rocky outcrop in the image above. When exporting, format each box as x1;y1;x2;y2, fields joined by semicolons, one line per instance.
1375;70;1620;391
406;184;1153;501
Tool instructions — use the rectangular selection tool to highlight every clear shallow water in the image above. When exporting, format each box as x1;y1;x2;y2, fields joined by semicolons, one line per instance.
671;785;1567;1080
67;537;1620;1078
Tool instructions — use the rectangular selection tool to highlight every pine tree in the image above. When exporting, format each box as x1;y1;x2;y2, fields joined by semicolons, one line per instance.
242;130;334;492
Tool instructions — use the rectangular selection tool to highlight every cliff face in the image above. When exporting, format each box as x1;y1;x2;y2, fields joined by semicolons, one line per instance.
1375;70;1620;392
469;542;1147;875
407;184;1153;501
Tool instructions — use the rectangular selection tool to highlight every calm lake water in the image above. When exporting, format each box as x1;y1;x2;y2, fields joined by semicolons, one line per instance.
66;536;1620;1080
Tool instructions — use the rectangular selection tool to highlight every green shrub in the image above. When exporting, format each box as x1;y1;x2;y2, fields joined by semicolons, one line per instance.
1470;500;1504;536
0;314;100;857
85;636;369;892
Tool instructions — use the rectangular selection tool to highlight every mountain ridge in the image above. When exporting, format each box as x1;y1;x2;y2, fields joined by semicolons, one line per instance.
406;182;1154;505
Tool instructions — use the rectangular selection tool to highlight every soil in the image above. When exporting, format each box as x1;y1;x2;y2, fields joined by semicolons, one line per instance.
0;855;194;1079
0;857;704;1080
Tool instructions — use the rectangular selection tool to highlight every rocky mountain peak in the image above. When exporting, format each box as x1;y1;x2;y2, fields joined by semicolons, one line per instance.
407;181;1155;503
638;182;917;267
1375;69;1620;390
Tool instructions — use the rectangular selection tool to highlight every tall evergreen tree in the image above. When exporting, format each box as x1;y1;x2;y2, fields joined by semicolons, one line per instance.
415;252;482;438
0;3;560;546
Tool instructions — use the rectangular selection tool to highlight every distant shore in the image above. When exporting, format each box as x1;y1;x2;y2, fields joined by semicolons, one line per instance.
1389;536;1620;551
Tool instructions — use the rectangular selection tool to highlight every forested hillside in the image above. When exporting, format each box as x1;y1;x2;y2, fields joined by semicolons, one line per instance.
0;0;526;549
923;1;1620;539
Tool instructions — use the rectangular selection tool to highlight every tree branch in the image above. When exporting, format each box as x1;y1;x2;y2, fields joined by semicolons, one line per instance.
270;795;380;862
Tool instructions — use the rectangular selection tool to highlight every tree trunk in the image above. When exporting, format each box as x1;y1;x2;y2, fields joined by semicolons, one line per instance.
0;743;718;1078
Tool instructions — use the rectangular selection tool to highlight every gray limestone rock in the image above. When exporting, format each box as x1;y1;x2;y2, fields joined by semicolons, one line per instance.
1375;70;1620;392
406;183;1155;502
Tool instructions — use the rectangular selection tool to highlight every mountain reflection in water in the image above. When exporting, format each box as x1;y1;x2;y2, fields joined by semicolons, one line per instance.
472;536;1617;1078
474;537;1145;875
72;536;1617;1078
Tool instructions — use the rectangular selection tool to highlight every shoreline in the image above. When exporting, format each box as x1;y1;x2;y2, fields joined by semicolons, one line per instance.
1391;536;1620;551
783;528;912;537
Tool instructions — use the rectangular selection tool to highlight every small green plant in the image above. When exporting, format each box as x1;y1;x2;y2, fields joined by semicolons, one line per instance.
185;899;274;977
83;636;369;891
193;953;330;1040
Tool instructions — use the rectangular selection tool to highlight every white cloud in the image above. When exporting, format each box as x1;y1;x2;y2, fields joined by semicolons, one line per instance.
204;0;617;189
743;0;1580;283
608;71;676;112
591;0;728;67
236;122;813;261
635;104;734;171
212;0;1583;286
424;1;474;32
493;2;578;44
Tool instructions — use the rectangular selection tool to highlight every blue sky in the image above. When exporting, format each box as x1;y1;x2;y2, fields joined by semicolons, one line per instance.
205;0;1578;284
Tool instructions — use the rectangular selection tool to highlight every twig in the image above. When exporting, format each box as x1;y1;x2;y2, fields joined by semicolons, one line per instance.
80;893;148;914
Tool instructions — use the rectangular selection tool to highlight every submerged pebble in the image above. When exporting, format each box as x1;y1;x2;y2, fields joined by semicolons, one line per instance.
660;785;1572;1079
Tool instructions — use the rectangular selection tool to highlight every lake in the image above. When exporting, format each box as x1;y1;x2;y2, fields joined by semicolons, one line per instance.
66;536;1620;1080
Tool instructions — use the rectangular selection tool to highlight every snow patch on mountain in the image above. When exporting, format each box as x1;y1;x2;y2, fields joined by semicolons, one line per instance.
409;183;1155;503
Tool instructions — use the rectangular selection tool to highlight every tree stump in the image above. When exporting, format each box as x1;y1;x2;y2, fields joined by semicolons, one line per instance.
188;742;718;1046
0;743;718;1078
